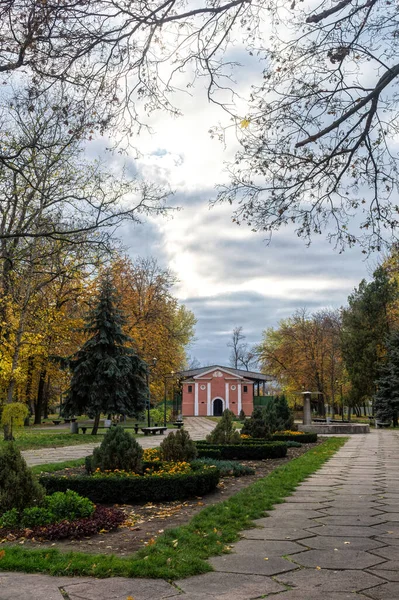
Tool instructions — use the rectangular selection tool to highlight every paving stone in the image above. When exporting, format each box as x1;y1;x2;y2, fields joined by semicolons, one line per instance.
0;574;92;600
368;570;399;582
369;546;399;561
273;592;370;600
300;536;385;551
232;539;306;556
276;568;384;593
288;548;386;570
305;524;380;537
239;527;315;541
175;572;285;599
362;582;399;599
313;515;387;527
209;554;298;575
63;578;180;600
320;508;383;517
374;535;399;546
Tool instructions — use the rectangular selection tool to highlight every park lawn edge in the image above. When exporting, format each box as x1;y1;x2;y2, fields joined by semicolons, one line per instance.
30;458;86;475
0;437;347;579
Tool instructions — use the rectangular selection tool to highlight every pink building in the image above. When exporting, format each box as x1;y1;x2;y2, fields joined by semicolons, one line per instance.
178;365;272;417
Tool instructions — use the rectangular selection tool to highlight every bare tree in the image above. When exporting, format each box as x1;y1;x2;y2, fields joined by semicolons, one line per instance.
0;91;169;246
228;326;258;370
217;0;399;251
2;0;398;250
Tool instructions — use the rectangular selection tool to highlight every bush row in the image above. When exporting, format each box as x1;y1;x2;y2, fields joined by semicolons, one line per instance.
240;433;317;444
195;441;287;460
272;433;317;444
40;466;220;503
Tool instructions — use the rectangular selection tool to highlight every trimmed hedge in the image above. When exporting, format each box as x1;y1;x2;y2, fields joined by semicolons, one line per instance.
272;433;317;444
195;441;287;460
240;434;318;444
39;466;220;504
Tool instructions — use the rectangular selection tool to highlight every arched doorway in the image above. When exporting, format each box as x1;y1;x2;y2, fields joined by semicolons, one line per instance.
213;398;223;416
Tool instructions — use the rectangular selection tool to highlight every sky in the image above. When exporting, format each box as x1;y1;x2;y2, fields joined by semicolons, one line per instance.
108;71;377;368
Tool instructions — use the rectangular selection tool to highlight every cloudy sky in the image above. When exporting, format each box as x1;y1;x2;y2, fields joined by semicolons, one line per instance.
109;62;377;367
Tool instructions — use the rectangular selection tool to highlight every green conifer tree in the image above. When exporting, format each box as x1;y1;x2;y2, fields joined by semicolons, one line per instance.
63;273;148;434
374;331;399;427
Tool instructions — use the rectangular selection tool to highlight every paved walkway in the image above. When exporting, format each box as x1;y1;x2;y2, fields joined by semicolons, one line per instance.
22;417;216;466
5;430;399;599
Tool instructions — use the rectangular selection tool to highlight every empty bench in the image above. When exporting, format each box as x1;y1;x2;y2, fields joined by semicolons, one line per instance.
141;426;168;436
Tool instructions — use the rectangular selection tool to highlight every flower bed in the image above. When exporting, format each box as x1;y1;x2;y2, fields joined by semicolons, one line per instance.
0;505;124;541
39;464;220;504
195;441;287;460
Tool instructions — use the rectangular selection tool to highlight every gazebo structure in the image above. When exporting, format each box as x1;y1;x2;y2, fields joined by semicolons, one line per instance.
174;365;273;417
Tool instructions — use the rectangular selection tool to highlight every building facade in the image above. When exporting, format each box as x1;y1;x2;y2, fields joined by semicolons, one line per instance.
179;365;271;417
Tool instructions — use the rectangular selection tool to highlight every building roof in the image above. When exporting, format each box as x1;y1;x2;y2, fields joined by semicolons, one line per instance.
174;365;272;382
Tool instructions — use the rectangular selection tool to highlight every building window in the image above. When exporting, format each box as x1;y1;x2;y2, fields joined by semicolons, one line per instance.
243;385;248;393
188;385;193;393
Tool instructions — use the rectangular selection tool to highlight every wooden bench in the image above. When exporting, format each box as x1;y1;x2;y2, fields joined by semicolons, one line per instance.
141;426;168;436
376;421;391;428
78;425;142;434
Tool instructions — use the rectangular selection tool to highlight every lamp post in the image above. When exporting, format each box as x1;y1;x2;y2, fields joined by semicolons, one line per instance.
147;357;157;427
164;371;175;427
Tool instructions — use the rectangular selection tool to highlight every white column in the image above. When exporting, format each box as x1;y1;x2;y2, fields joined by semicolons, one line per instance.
207;383;211;415
238;384;242;414
194;383;199;416
225;383;229;410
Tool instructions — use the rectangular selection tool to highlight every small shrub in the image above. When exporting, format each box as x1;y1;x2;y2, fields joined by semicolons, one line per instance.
20;506;54;527
0;508;19;528
241;407;273;438
91;425;143;472
274;395;294;431
0;443;45;514
45;490;95;521
238;409;246;421
206;409;242;444
191;458;255;477
160;429;198;462
242;401;292;438
285;440;302;448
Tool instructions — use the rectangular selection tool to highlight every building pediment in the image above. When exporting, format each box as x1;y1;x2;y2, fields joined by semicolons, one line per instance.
193;366;245;380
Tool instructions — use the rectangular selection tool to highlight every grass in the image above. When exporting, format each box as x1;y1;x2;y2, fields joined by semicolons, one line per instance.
0;436;347;579
30;458;86;476
0;432;102;451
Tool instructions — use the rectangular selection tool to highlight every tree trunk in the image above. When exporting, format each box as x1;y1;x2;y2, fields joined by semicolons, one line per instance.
34;369;46;425
25;356;34;415
3;424;14;441
91;413;100;435
393;410;398;428
43;375;51;419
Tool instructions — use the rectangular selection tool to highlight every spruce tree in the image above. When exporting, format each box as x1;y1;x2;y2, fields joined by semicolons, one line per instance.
63;273;148;434
374;331;399;427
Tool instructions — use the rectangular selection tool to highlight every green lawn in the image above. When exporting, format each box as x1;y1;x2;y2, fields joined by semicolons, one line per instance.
0;432;101;451
0;437;347;578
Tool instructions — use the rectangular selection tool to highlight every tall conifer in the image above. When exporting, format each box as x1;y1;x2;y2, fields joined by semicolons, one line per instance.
374;331;399;427
63;273;148;434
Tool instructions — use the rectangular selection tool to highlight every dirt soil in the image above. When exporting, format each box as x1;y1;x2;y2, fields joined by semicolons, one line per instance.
14;442;322;556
